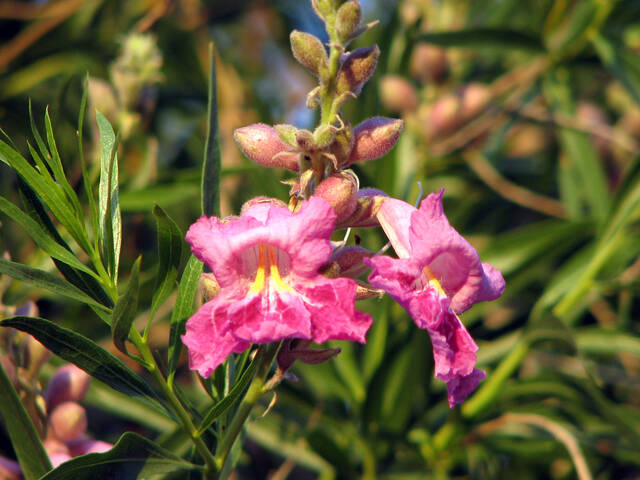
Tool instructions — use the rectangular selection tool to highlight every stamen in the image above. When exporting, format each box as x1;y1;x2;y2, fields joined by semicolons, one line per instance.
248;244;267;294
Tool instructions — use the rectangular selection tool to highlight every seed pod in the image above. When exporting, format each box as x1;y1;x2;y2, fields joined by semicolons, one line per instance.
346;117;404;166
379;75;418;113
45;365;91;411
314;172;358;222
336;46;380;96
49;402;88;443
336;1;362;44
290;30;328;78
234;124;299;171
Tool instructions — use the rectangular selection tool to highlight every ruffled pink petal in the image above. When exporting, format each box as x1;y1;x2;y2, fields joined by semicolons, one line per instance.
446;369;485;408
409;190;505;313
300;276;372;344
227;291;312;343
182;299;250;378
365;255;422;307
375;197;414;258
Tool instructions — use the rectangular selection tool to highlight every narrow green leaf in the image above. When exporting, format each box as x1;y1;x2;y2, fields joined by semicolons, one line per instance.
362;298;389;383
150;205;183;322
78;74;99;242
1;316;160;403
593;34;640;106
0;257;108;309
415;28;545;52
96;110;121;280
0;139;92;253
197;356;258;436
44;106;83;216
329;340;365;404
0;196;97;277
111;256;142;354
39;432;199;480
167;255;203;385
201;42;221;217
0;362;52;480
16;178;113;308
28;99;51;164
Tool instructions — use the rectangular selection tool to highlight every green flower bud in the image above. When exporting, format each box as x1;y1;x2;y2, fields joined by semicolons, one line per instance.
311;0;333;19
313;124;335;148
290;30;328;79
336;45;380;96
295;129;316;151
336;1;362;44
274;124;299;147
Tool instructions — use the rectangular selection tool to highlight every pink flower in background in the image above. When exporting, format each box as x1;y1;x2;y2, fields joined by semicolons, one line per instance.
183;197;372;378
365;190;505;407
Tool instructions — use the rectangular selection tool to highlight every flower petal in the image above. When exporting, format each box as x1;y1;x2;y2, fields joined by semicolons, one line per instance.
181;299;250;378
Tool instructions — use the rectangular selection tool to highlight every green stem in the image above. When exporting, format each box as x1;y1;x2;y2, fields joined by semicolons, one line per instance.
214;342;281;473
129;329;218;477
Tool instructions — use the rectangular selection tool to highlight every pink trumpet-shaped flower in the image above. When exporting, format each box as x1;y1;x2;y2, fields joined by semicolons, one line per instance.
365;190;504;407
182;197;372;378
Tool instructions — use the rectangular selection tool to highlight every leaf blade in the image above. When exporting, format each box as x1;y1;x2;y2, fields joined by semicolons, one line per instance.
111;256;142;354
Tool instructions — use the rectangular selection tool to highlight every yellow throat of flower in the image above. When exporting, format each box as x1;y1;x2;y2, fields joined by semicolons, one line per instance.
248;244;294;295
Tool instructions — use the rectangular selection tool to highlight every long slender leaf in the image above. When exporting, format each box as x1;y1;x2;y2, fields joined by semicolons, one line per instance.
39;432;200;480
150;205;183;322
1;316;159;402
0;257;107;309
0;362;52;480
111;256;141;354
201;42;221;217
77;74;99;242
415;28;545;52
593;34;640;106
0;196;96;277
167;255;203;385
96;110;121;280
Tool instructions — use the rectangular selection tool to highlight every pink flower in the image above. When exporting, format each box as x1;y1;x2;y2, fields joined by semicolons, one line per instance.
365;190;504;407
182;197;372;377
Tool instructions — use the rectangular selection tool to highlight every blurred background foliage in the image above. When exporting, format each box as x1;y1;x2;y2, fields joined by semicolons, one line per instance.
1;0;640;478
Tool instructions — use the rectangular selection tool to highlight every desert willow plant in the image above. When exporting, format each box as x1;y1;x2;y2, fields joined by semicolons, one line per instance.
0;1;503;479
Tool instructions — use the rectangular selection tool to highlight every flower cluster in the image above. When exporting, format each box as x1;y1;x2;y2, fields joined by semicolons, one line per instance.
182;0;504;408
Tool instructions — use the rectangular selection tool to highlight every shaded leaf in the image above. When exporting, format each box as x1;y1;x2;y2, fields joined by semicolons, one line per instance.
415;28;545;52
201;43;221;217
111;256;142;354
0;361;52;480
39;432;199;480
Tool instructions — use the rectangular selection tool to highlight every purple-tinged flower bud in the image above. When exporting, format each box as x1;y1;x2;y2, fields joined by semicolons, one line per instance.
49;402;88;443
45;365;91;411
67;435;113;456
314;172;358;223
460;83;491;120
277;339;341;372
44;437;70;455
336;188;389;229
336;46;380;96
199;273;220;301
425;93;461;138
49;452;72;468
0;456;22;479
14;300;38;317
379;76;418;113
327;246;375;278
290;31;328;79
336;1;362;44
234;124;299;171
410;44;448;84
355;280;385;300
329;126;354;167
25;335;51;378
346;117;403;166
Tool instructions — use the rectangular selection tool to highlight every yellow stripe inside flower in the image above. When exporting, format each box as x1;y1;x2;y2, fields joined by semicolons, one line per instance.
248;244;294;295
423;266;447;297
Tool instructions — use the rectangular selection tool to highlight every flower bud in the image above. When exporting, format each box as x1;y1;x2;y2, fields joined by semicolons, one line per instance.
504;124;549;158
313;124;335;149
240;196;288;214
67;436;113;456
45;365;91;411
290;30;328;78
49;452;72;468
336;46;380;96
49;402;88;443
277;339;341;372
311;0;333;19
329;126;354;166
425;93;461;138
355;281;385;300
294;129;316;151
460;83;491;120
274;124;299;147
327;246;375;278
44;438;70;455
234;124;299;171
199;273;220;301
410;44;448;84
313;172;358;222
346;117;403;166
379;75;418;113
336;188;388;228
0;456;22;479
336;1;362;44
